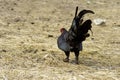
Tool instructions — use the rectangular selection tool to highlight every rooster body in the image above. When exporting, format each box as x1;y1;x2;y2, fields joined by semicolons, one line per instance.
57;7;94;64
57;29;83;52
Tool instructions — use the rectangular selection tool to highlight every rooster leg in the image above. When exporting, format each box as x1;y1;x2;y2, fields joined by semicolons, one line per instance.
74;50;79;64
63;51;70;62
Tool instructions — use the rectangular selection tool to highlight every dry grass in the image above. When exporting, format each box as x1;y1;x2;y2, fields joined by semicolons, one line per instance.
0;0;120;80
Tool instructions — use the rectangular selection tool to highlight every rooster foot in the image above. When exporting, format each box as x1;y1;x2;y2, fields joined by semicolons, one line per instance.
63;58;69;62
75;60;79;64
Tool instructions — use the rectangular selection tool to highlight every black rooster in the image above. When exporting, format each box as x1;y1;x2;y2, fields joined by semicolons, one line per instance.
57;6;94;64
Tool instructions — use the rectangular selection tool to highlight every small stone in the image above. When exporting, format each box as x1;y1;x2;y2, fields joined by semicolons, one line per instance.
11;8;14;11
31;22;35;25
48;34;53;37
14;18;21;22
2;49;7;52
14;3;17;5
91;37;94;40
18;28;21;30
34;49;38;53
86;0;91;4
41;49;46;51
93;18;106;26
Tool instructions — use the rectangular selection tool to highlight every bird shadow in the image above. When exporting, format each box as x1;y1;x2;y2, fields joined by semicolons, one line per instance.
69;51;112;69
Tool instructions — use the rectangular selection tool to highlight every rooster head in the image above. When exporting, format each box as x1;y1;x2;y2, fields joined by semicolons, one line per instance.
60;28;66;33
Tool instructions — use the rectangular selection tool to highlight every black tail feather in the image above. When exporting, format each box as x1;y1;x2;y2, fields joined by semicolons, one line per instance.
78;10;95;19
68;7;94;42
75;6;78;17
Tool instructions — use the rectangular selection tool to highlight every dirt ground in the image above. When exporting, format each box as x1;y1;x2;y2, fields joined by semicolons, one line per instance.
0;0;120;80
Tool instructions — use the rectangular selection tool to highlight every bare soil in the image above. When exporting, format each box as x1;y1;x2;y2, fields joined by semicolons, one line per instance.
0;0;120;80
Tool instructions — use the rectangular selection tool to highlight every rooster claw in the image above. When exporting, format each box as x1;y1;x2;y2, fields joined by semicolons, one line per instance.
63;58;69;62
